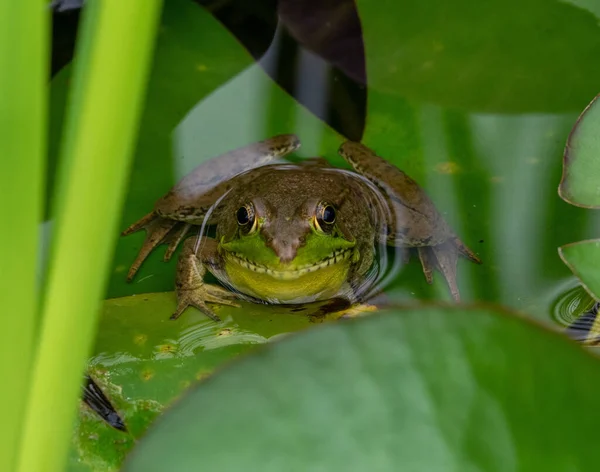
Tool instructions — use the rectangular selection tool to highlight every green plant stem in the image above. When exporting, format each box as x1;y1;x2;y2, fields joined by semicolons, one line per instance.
0;1;48;470
16;1;163;471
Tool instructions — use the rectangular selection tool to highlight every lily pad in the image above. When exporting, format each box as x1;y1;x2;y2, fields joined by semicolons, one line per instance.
124;305;600;471
68;292;362;471
559;93;600;208
559;239;600;301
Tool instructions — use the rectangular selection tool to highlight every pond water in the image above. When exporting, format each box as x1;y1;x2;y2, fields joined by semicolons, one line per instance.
47;0;600;469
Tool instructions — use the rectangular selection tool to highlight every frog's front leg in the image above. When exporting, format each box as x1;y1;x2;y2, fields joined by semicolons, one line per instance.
172;237;240;321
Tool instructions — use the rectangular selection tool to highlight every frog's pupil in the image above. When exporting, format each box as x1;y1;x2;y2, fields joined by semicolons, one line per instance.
322;205;335;224
237;206;249;225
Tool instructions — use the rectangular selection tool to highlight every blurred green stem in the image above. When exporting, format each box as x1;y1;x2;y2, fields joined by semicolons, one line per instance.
0;1;48;470
16;1;163;471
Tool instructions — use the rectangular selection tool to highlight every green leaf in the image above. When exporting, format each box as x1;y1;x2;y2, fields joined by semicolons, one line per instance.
18;1;163;472
355;0;600;113
559;239;600;300
559;93;600;208
0;0;47;469
68;292;350;471
124;305;600;471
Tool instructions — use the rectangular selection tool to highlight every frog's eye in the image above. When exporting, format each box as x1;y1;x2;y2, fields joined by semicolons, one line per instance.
321;205;336;224
237;204;257;232
237;204;254;225
315;202;336;233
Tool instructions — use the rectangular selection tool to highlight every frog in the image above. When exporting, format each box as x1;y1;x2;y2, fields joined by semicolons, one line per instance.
122;135;481;321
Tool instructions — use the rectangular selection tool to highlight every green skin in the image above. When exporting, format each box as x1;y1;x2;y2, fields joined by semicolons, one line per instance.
123;135;481;321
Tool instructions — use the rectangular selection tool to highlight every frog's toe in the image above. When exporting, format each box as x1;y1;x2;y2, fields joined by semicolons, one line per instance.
172;284;240;321
417;247;434;284
122;211;157;236
430;243;460;302
452;236;481;264
415;244;461;301
164;223;192;261
171;290;221;322
204;292;240;308
126;217;179;281
204;284;239;300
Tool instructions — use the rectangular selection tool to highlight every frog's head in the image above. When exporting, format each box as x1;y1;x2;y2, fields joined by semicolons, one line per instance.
217;168;359;303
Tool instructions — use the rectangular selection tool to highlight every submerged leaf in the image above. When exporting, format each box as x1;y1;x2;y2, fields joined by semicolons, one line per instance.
125;305;600;472
559;93;600;208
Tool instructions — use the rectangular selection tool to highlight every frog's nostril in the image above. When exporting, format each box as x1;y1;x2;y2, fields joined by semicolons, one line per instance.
268;237;301;264
278;246;297;264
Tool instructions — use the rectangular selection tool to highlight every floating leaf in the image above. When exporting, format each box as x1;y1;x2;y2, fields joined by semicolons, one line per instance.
124;305;600;471
67;292;349;471
559;239;600;301
559;93;600;208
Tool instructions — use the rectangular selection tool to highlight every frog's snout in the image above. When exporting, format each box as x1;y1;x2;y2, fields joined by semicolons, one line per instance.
266;236;305;264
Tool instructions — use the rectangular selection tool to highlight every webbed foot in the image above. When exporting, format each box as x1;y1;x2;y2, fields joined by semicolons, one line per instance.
124;213;182;281
416;238;480;302
171;283;240;321
451;236;481;264
163;223;192;261
172;238;240;321
122;211;188;281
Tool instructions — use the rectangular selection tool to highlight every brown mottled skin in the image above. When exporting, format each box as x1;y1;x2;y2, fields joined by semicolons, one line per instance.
123;135;480;321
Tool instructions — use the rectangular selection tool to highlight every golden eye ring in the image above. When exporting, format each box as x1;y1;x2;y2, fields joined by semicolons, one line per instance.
236;204;257;232
315;202;336;232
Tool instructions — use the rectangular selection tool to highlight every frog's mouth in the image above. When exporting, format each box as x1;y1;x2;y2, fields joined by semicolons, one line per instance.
225;249;354;281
